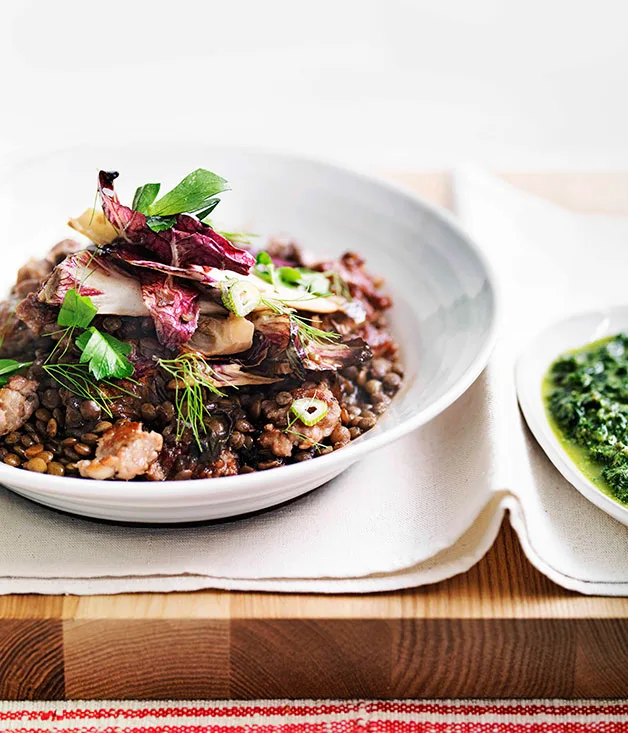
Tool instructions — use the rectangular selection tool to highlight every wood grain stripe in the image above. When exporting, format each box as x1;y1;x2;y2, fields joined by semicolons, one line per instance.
0;620;64;700
0;616;627;699
63;620;229;700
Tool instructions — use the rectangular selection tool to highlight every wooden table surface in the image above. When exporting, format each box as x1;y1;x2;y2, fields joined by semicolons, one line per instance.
2;172;628;702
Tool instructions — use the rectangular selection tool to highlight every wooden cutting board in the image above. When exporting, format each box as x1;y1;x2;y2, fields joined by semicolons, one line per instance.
2;172;628;702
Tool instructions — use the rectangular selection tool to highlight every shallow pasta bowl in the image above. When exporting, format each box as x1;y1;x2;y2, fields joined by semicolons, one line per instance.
0;145;497;522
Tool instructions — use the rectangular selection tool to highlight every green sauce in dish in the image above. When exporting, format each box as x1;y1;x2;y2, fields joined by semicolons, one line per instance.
544;333;628;505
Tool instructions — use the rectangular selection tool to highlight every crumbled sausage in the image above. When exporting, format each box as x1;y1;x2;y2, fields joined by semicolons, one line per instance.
259;425;294;457
77;421;163;480
0;375;39;436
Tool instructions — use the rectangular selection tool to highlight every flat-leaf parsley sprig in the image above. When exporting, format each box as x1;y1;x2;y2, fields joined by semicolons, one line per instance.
0;359;32;386
43;288;135;411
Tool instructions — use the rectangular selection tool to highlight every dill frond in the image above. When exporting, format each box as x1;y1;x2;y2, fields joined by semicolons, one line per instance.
157;353;225;449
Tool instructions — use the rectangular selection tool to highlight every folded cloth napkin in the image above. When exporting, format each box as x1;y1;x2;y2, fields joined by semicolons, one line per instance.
454;167;628;595
2;168;628;595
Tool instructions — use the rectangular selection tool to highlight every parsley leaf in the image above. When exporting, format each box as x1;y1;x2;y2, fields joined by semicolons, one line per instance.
58;289;97;328
196;199;221;221
254;251;279;288
132;183;161;214
76;327;134;381
277;266;331;296
146;215;177;232
148;169;230;217
0;359;32;387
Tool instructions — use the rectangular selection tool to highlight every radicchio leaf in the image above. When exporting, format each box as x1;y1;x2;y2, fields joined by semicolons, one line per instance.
111;246;218;285
38;251;148;317
98;171;255;274
293;333;371;372
207;363;281;387
250;311;292;356
248;310;371;374
138;272;200;349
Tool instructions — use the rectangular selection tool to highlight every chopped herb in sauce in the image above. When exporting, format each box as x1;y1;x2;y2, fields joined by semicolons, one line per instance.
545;333;628;504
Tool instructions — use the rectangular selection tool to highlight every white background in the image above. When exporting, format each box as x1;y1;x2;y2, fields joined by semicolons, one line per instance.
3;0;628;170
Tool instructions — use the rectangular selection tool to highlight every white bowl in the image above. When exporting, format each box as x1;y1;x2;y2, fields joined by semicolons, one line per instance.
0;146;497;522
516;307;628;527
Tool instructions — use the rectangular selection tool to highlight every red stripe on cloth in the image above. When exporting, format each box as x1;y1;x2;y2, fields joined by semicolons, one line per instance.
4;701;628;721
6;722;628;733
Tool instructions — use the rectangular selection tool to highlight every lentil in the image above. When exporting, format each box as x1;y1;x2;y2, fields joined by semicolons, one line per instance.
80;400;102;421
94;421;113;434
24;444;44;458
47;462;65;476
24;457;47;473
42;389;60;409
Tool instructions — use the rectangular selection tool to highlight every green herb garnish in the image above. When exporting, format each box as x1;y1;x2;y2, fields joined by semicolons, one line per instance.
283;412;326;453
277;266;330;297
132;183;161;214
57;289;97;329
0;359;32;387
259;294;340;345
285;428;326;453
290;313;339;344
42;363;133;417
254;254;332;298
145;215;177;232
326;270;352;300
76;327;135;381
148;169;230;217
254;251;279;289
201;214;259;244
196;199;221;221
45;286;136;404
157;353;226;449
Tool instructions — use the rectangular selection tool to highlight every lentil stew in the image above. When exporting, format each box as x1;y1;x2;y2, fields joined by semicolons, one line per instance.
0;168;402;481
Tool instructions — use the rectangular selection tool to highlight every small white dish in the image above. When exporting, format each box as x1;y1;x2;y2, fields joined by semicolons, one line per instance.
1;145;497;523
516;306;628;527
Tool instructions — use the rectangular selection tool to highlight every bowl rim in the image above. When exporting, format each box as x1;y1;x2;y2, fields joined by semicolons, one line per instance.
0;144;500;500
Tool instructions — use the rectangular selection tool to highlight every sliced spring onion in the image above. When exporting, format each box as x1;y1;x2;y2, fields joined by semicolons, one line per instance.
291;397;329;426
221;279;261;317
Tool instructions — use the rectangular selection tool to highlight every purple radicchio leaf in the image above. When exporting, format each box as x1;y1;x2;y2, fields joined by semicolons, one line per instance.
98;171;255;275
248;310;371;374
38;251;148;317
111;246;218;285
138;272;200;349
207;363;281;387
295;334;372;372
249;311;292;356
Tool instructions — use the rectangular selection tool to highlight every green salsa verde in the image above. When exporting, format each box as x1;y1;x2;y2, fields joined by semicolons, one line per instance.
544;333;628;505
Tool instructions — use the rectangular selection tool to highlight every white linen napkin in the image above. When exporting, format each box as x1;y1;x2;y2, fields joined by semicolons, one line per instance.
2;168;628;595
453;167;628;594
